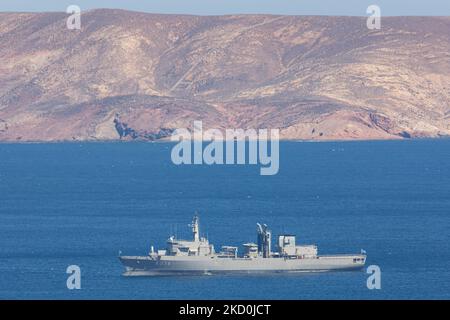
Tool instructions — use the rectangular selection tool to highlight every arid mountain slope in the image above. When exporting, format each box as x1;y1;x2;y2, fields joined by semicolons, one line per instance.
0;10;449;141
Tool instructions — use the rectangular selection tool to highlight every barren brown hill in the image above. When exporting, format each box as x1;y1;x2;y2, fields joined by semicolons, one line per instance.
0;9;449;141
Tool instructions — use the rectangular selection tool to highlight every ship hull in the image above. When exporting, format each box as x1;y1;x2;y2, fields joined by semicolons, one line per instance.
119;254;366;276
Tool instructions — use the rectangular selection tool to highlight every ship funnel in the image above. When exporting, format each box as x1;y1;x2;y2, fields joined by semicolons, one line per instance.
256;223;271;258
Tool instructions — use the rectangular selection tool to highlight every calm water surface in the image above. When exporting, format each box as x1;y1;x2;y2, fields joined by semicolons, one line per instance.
0;140;449;299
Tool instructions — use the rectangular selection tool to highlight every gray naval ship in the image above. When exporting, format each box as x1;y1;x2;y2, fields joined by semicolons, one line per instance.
119;215;366;275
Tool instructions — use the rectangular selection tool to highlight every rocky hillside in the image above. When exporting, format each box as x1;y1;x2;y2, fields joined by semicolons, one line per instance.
0;9;449;141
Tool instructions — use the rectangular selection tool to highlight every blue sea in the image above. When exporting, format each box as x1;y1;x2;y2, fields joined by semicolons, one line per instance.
0;140;449;299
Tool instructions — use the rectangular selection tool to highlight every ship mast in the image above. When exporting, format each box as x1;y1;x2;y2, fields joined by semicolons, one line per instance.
191;215;200;242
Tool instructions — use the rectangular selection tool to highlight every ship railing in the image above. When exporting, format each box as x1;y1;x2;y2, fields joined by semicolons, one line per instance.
318;254;366;258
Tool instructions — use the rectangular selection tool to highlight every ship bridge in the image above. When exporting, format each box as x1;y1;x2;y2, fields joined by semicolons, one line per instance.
166;215;215;256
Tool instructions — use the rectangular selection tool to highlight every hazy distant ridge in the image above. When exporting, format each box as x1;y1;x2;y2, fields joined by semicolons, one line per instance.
0;10;449;141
